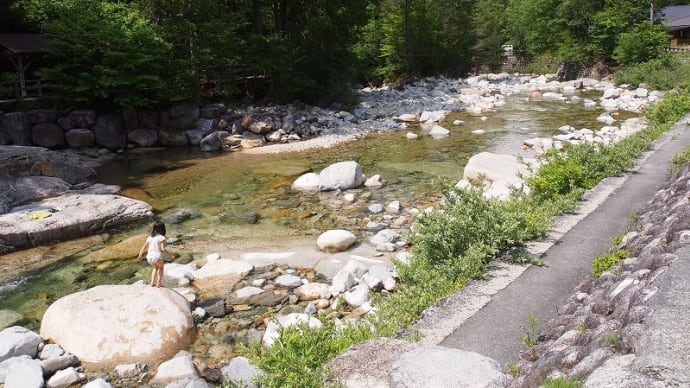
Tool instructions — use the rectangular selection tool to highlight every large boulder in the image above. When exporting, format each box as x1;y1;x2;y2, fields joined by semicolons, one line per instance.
0;193;153;251
292;172;320;191
68;110;96;129
390;346;507;388
199;131;225;152
462;152;535;200
193;258;254;297
40;284;194;365
65;128;96;148
127;128;158;147
0;146;98;213
94;114;127;151
317;229;357;252
319;161;364;191
158;128;189;147
0;326;43;362
0;112;31;145
25;109;61;125
31;123;65;148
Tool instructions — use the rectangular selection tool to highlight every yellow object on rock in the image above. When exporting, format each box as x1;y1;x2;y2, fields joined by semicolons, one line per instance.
28;210;52;220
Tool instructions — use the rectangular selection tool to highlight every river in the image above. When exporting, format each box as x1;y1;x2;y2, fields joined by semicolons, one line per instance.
0;90;632;331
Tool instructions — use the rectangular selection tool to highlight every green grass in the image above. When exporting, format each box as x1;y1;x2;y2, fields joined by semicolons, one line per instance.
241;89;690;388
592;249;629;277
614;55;690;90
671;146;690;175
540;376;583;388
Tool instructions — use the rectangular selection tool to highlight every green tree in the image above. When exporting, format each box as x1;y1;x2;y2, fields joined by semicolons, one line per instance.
39;0;170;108
613;22;670;65
134;0;245;104
472;0;508;73
360;0;474;83
505;0;563;59
240;0;370;104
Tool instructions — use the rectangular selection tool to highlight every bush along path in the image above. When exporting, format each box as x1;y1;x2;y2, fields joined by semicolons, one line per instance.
235;90;690;388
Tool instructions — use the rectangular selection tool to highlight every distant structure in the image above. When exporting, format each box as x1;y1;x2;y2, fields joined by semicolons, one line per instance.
0;33;50;98
657;5;690;46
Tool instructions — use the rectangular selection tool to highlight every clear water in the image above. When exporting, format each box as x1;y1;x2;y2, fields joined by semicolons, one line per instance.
0;91;633;330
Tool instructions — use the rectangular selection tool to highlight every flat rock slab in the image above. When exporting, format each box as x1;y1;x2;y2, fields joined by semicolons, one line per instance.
0;193;153;251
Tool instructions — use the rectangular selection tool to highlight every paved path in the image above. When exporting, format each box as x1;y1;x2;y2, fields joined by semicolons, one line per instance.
439;116;690;365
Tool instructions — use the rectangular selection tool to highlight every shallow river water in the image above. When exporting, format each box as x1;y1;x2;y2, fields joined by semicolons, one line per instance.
0;91;631;330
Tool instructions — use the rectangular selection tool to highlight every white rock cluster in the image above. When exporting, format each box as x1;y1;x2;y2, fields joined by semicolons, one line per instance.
0;326;88;388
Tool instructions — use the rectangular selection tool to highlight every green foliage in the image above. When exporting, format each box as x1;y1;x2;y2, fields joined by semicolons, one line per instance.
613;23;670;66
138;0;245;104
612;233;625;247
356;0;474;82
407;187;530;283
250;321;372;388
505;0;654;68
39;0;170;108
614;56;690;90
602;331;619;347
472;0;508;73
526;149;587;200
506;363;519;376
521;313;540;361
592;249;628;277
521;56;562;75
646;90;690;127
540;376;584;388
671;146;690;174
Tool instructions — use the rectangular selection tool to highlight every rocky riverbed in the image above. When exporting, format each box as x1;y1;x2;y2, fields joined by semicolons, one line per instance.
0;72;669;387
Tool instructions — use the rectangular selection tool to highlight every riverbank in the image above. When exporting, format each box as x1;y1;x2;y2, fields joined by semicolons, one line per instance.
0;73;668;388
326;112;690;386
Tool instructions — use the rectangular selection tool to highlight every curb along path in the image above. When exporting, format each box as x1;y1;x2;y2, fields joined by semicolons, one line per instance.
437;115;690;365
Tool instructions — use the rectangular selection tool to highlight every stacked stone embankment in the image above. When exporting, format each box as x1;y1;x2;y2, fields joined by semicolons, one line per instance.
508;162;690;387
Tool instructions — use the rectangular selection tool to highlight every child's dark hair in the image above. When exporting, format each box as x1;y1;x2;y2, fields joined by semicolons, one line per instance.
151;220;166;237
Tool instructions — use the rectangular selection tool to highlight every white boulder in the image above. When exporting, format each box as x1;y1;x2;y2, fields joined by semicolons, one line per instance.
150;351;198;385
317;229;357;252
0;326;42;362
462;152;535;200
291;173;320;191
319;161;364;191
40;284;194;365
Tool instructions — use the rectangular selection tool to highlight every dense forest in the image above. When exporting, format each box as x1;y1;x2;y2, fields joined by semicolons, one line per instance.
1;0;689;108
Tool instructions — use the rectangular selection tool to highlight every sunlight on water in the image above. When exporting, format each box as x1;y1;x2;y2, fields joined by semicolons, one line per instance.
0;91;635;328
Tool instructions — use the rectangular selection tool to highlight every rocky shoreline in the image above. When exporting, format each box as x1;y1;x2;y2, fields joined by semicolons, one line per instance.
0;73;670;387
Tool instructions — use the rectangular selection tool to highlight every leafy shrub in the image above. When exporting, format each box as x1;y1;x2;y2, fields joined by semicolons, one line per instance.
40;0;170;108
407;186;528;283
540;376;583;388
613;22;669;66
614;56;690;90
671;146;690;174
522;55;561;75
592;249;628;276
646;90;690;128
525;149;586;200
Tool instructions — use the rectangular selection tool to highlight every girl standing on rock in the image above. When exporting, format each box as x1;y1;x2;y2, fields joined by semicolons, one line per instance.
137;220;174;287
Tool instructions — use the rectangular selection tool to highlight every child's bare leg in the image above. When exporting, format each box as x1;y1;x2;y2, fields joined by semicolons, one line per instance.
154;261;164;287
150;266;157;286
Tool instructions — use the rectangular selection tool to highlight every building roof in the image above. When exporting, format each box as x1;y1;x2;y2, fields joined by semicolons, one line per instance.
658;6;690;31
0;33;50;54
